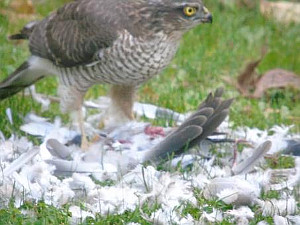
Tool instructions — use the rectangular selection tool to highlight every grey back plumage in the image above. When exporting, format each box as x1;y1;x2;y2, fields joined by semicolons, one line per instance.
27;0;163;67
29;0;124;67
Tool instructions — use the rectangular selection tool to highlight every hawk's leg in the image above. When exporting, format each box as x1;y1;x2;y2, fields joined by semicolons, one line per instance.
101;85;136;128
58;84;88;150
78;108;89;150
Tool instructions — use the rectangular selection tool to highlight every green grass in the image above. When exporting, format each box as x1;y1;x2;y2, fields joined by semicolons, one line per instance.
0;0;299;224
0;201;71;225
265;155;295;169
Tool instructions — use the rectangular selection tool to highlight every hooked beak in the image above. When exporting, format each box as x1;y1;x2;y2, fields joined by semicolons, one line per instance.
201;7;213;23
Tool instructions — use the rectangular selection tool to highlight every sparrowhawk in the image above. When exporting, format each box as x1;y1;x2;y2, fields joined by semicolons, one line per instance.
0;0;213;149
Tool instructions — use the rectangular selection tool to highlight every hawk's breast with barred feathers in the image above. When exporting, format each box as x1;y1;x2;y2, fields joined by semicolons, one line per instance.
54;30;180;90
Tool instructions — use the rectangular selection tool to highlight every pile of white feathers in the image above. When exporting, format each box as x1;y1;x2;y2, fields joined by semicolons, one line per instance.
0;92;299;225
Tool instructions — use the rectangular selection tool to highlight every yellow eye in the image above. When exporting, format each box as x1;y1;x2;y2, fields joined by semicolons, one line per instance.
183;6;197;17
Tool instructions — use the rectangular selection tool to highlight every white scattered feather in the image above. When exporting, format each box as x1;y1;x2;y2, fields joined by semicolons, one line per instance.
12;136;34;153
2;147;40;177
236;217;250;225
203;177;260;206
96;186;139;214
257;198;297;216
232;141;271;175
24;113;49;123
134;102;185;123
226;206;254;219
273;215;289;225
0;140;14;160
235;125;299;154
69;206;95;225
149;208;194;224
68;173;96;192
0;131;5;141
20;122;54;137
5;108;13;125
170;154;199;168
267;157;300;191
287;215;300;225
257;221;268;225
201;208;223;223
46;159;103;174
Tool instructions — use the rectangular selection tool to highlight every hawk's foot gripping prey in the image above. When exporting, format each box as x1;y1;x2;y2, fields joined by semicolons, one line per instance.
0;0;213;149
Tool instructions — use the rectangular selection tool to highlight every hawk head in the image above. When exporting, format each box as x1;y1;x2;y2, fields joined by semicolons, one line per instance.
137;0;212;35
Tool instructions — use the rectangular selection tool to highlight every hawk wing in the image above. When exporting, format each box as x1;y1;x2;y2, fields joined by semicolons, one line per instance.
29;0;127;67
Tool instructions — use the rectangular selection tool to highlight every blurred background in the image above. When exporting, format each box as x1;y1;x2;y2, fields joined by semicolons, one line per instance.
0;0;299;138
